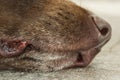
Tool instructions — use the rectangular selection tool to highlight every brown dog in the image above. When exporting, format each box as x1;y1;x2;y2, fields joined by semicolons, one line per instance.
0;0;111;72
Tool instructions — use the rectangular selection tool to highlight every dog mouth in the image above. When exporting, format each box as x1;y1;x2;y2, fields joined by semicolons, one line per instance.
73;34;111;67
0;35;110;68
0;38;108;56
73;46;100;67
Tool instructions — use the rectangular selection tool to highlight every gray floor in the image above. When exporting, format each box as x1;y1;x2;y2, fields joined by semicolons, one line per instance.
0;1;120;80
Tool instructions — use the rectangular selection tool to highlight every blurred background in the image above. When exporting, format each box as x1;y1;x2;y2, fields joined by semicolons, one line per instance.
0;0;120;80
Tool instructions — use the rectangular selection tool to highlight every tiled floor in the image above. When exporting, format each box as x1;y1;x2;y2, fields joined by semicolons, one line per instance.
0;1;120;80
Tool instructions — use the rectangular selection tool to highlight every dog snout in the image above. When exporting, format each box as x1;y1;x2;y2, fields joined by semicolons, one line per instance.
91;15;111;45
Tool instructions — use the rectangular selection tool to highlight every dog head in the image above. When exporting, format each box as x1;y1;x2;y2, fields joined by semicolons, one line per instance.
0;0;111;72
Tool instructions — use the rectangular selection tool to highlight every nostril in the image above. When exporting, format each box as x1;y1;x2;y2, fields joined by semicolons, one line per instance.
91;16;109;36
100;27;108;36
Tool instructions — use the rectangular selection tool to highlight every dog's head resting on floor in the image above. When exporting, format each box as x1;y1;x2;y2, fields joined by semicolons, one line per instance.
0;0;111;72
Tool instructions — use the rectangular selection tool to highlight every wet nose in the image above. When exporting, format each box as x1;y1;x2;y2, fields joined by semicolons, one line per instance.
91;15;112;43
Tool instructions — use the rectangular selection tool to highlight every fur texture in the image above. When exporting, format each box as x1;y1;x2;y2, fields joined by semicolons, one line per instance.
0;0;111;72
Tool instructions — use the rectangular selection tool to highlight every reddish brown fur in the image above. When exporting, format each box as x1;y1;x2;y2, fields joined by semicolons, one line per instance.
0;0;111;72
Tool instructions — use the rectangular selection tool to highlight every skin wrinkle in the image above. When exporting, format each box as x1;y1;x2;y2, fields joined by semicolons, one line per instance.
0;0;111;72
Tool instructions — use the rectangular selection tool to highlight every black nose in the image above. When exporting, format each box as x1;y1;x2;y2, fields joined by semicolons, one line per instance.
91;15;111;44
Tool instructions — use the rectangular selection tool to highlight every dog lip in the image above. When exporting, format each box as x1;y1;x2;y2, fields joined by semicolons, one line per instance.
73;36;111;67
71;47;101;68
